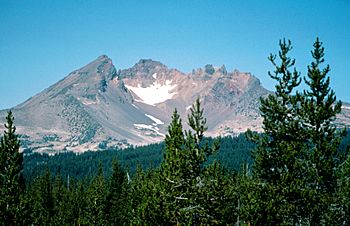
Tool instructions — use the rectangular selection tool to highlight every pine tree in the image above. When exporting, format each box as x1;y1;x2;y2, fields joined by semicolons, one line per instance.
251;38;346;224
129;99;229;224
29;168;54;225
250;40;313;224
72;179;89;225
302;38;346;223
0;111;25;225
163;108;185;177
129;165;166;224
339;150;350;224
106;159;130;225
159;99;225;224
235;163;259;226
159;108;187;224
51;172;70;225
85;163;108;225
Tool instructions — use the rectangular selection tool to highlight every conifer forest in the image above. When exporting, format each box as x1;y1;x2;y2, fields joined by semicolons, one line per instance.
1;39;350;225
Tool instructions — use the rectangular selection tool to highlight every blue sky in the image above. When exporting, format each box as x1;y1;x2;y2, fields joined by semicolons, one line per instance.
0;0;349;109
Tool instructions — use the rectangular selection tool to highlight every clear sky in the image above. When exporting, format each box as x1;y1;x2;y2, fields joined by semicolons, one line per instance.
0;0;349;109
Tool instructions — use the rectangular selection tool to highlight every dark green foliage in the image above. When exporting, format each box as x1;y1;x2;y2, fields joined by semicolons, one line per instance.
209;134;255;170
28;168;54;225
130;99;235;224
302;38;346;223
249;39;310;224
0;111;25;225
84;163;108;225
339;147;350;225
23;142;164;183
106;159;130;224
249;38;347;224
50;172;75;225
23;135;254;183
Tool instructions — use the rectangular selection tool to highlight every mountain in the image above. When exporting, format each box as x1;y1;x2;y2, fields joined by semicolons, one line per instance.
0;55;349;153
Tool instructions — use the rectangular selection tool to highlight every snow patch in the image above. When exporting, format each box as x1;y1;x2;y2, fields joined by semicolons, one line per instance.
186;105;192;110
133;123;165;137
342;106;350;110
145;114;164;124
133;99;144;103
125;80;177;106
152;73;157;79
132;104;139;109
134;124;154;130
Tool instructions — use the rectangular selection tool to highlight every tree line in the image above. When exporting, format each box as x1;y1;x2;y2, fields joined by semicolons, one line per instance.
1;38;350;225
22;134;255;183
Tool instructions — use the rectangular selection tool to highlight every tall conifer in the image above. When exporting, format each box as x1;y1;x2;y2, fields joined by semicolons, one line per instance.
250;40;309;224
303;38;345;223
251;38;346;224
107;159;129;224
0;111;25;225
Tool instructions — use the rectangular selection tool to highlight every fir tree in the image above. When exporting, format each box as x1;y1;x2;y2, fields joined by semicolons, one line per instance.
0;111;25;225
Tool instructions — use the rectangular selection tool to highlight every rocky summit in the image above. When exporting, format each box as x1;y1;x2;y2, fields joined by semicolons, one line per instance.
1;55;349;153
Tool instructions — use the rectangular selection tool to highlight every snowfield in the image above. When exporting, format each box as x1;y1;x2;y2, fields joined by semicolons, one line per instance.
125;80;177;106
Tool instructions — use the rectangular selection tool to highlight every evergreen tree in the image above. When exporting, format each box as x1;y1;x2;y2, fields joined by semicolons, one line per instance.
302;38;346;224
249;39;310;224
84;163;108;225
160;108;186;223
163;108;185;178
234;163;259;226
51;172;69;225
72;179;89;225
106;159;130;225
128;99;231;224
129;165;165;224
159;99;227;224
251;38;346;224
0;111;25;225
29;168;54;225
339;150;350;224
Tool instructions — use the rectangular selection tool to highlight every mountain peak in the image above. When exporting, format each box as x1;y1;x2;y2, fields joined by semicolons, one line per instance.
76;55;116;80
119;59;169;79
135;59;166;68
97;54;110;61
